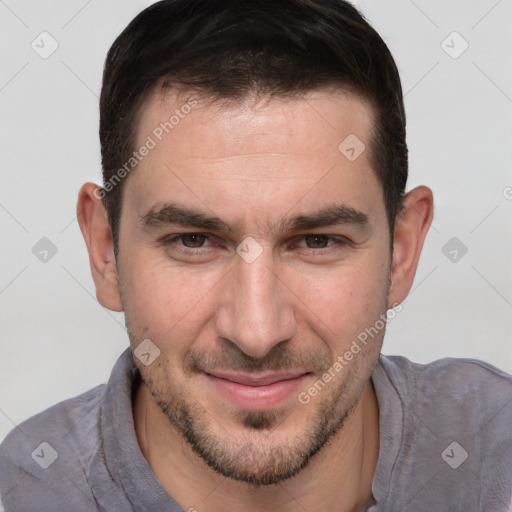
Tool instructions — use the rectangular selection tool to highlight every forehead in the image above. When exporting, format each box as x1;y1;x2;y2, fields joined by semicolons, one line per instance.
125;87;384;233
136;86;375;161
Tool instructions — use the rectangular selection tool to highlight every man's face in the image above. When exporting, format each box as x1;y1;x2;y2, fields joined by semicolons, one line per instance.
117;89;392;484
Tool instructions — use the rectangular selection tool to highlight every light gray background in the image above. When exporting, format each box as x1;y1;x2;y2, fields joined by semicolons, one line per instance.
1;0;511;442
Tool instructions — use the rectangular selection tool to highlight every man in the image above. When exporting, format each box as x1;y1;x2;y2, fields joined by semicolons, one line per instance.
1;0;511;511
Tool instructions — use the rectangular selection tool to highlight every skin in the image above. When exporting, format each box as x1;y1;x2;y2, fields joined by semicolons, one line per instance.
77;88;433;512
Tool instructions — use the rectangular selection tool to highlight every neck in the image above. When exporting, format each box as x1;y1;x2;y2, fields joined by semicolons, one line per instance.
133;378;379;512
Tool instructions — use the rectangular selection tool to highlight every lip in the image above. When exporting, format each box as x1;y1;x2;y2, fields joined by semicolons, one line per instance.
204;371;310;410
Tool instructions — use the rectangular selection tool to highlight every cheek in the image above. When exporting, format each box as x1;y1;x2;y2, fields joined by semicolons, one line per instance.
121;253;221;342
281;256;389;341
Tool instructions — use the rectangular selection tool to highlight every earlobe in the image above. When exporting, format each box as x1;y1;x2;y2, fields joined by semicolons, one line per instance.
76;182;123;312
387;186;434;308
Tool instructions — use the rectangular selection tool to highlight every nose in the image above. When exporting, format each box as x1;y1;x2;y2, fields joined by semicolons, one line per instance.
214;250;297;359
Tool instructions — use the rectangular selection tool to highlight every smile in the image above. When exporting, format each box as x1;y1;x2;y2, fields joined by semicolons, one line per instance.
204;371;310;410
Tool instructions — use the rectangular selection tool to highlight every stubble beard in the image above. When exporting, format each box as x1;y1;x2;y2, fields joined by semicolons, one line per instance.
123;267;390;486
135;344;379;486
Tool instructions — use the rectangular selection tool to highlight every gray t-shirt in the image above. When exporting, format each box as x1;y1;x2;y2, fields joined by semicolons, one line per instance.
1;348;512;511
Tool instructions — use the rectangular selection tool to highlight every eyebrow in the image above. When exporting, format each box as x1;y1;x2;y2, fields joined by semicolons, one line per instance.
141;204;236;232
140;203;369;233
275;204;369;232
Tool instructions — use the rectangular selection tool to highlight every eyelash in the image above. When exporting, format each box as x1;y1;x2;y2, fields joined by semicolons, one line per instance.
162;233;217;254
161;233;349;255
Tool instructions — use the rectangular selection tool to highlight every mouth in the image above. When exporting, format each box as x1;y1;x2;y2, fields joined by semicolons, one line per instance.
204;370;310;410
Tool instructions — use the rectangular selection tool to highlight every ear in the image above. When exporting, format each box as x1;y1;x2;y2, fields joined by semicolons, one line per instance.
76;182;123;312
387;186;434;308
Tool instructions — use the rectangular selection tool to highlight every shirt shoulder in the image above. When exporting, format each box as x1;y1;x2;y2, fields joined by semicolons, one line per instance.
379;354;512;420
0;383;107;511
371;355;512;511
377;354;512;450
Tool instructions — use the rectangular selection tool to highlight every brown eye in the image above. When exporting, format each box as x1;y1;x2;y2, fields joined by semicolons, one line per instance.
180;234;207;248
304;235;330;248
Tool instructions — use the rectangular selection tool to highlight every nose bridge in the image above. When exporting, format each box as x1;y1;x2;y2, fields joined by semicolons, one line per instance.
215;254;297;358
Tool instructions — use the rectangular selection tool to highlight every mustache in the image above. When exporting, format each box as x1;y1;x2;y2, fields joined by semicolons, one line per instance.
182;340;333;375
